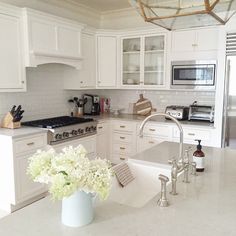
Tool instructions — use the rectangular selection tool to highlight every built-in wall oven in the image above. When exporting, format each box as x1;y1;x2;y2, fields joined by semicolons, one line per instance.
171;60;216;89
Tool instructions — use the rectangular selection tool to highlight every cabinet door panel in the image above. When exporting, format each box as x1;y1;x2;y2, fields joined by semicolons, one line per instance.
97;36;117;87
15;154;46;204
0;14;24;89
172;30;196;52
196;28;219;51
79;33;95;88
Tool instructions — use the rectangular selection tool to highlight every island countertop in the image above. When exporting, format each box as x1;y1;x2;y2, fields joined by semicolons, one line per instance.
0;142;236;236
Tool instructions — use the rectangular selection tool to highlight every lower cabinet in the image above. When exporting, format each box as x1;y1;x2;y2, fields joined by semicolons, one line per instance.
172;126;213;146
96;121;109;159
0;132;48;213
110;120;137;164
15;153;47;204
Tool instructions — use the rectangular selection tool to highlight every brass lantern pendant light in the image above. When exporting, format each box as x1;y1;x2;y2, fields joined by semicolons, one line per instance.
130;0;236;30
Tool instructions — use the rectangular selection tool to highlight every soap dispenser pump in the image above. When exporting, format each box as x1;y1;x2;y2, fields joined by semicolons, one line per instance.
193;140;205;172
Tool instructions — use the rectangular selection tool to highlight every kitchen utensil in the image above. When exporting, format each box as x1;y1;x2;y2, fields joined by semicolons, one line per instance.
134;94;152;116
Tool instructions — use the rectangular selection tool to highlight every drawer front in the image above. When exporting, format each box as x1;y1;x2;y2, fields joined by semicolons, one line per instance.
112;143;135;155
137;136;164;153
143;124;171;138
173;127;211;141
97;122;108;135
111;154;129;164
112;121;136;133
113;132;133;143
14;134;47;155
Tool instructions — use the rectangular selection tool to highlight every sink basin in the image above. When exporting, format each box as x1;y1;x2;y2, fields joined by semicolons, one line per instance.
107;160;171;208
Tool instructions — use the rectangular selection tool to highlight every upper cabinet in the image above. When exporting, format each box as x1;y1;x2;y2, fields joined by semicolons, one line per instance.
172;28;219;52
0;4;26;92
96;35;117;88
121;34;166;88
64;31;96;90
22;8;84;69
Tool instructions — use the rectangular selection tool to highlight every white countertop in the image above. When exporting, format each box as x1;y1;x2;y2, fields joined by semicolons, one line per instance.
0;142;236;236
0;127;47;139
91;113;215;128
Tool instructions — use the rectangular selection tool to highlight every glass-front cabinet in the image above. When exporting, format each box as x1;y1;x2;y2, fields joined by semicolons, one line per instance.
121;34;166;88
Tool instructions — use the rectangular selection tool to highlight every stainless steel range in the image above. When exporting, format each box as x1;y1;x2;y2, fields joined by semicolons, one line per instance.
22;116;97;145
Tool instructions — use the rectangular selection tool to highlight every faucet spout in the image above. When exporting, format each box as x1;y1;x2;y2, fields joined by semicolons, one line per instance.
139;112;184;162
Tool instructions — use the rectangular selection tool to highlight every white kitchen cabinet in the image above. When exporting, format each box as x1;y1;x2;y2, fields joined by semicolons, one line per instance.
172;28;219;52
137;136;165;153
64;32;96;89
0;4;26;92
23;8;84;69
96;121;109;159
172;126;213;147
15;153;46;204
96;35;117;88
121;33;167;88
111;120;137;163
0;132;48;213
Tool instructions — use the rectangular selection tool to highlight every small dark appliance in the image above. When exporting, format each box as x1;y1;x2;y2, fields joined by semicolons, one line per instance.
83;94;100;115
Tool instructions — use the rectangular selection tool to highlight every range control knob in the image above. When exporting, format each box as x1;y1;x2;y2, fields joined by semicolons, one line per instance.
71;130;78;136
55;134;62;140
78;128;83;134
63;132;69;138
85;127;90;132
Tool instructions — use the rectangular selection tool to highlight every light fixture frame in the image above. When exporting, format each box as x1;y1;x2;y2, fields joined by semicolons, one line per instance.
136;0;235;30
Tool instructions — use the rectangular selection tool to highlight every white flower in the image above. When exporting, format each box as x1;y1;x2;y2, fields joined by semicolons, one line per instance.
27;145;113;200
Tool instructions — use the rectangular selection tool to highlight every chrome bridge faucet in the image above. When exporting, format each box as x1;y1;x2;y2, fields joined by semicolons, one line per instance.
139;113;193;197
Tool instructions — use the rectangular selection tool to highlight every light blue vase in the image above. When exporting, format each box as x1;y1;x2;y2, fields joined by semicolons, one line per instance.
61;190;94;227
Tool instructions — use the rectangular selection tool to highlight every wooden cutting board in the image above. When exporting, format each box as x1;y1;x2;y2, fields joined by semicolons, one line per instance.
133;94;152;116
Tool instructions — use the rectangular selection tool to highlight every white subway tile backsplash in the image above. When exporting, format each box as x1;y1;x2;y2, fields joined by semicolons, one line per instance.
92;89;215;113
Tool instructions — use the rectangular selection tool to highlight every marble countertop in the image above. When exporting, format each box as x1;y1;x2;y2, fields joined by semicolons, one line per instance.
90;113;215;128
0;142;236;236
0;127;47;139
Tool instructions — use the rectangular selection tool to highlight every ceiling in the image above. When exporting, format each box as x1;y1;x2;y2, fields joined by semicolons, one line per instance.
70;0;131;12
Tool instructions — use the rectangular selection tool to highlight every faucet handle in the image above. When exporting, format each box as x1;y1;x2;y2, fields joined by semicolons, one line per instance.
168;158;177;165
159;174;169;183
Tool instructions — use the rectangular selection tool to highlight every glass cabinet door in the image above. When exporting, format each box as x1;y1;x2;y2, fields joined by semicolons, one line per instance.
122;37;141;86
144;35;165;86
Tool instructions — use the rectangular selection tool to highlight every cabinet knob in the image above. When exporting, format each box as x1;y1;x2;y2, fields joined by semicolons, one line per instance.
192;43;198;47
98;81;101;84
80;81;83;84
21;81;25;84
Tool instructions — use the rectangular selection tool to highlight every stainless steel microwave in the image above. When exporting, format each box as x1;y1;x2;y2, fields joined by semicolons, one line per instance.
171;60;216;89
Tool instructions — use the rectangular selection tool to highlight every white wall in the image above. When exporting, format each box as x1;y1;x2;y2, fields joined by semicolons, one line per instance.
0;64;83;121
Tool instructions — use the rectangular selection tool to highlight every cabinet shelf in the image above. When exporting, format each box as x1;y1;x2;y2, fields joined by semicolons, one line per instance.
123;51;140;54
144;70;163;73
123;71;140;74
145;50;164;53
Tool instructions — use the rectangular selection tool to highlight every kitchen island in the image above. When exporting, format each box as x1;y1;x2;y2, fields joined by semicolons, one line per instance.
0;142;236;236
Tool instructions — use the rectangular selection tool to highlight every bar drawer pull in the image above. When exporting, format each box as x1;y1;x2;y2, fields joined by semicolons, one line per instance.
188;133;195;136
98;126;103;129
27;142;35;146
120;125;126;128
120;136;125;139
120;157;126;160
120;147;126;150
149;128;156;132
149;141;155;144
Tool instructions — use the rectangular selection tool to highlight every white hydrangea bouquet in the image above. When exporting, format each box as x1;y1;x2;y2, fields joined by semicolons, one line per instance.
27;145;113;201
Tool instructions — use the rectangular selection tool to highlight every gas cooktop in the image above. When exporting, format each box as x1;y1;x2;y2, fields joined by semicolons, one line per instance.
22;116;97;145
22;116;94;129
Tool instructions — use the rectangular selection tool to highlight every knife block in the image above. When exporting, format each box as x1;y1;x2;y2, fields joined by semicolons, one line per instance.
1;112;21;129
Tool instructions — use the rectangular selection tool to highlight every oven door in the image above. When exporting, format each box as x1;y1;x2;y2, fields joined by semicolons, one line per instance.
171;61;216;89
